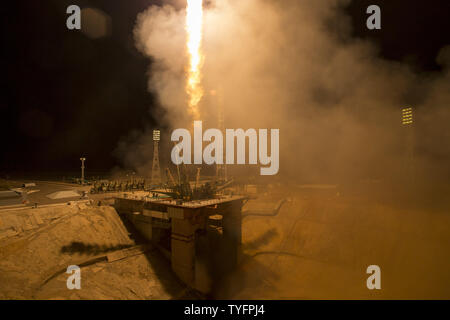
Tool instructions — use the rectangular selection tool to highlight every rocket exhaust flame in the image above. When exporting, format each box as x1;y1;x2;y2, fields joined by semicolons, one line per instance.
186;0;204;119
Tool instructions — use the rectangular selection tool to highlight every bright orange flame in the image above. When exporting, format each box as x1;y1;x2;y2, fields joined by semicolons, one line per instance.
186;0;204;119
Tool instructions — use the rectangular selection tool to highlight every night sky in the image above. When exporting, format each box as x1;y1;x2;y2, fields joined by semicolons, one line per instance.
1;0;449;177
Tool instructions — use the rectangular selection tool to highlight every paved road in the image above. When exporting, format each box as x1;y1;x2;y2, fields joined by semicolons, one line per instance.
0;181;89;209
0;191;23;207
0;180;122;212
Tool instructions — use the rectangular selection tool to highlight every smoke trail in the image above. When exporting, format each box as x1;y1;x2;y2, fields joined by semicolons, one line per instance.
128;0;450;186
186;0;204;119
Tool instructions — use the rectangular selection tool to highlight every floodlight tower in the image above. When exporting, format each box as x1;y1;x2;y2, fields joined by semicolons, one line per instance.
402;107;415;182
151;130;162;185
402;107;413;126
80;157;86;184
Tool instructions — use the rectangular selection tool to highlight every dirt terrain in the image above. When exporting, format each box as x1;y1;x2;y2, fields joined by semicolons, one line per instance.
0;205;188;299
1;186;449;299
226;191;450;299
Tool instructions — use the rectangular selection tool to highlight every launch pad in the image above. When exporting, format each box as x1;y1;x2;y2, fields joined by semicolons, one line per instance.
114;194;247;293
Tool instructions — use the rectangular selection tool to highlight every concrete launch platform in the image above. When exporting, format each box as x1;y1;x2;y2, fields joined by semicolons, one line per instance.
114;194;247;293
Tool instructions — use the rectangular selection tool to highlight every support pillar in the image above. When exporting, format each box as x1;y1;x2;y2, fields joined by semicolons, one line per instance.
171;215;196;286
221;200;243;270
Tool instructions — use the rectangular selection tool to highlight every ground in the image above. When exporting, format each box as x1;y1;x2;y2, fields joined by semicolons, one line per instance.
0;205;188;299
0;183;449;299
225;188;450;299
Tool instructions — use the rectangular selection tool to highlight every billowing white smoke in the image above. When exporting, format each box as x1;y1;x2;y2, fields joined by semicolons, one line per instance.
122;0;450;184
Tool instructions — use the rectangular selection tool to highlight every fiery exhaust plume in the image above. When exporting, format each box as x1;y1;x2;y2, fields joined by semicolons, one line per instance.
186;0;204;119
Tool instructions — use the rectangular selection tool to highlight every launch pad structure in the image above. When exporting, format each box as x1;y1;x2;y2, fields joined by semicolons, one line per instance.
114;194;246;293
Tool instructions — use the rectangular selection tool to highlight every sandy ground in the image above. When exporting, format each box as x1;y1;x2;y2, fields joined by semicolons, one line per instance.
222;192;450;299
1;186;449;300
0;205;188;300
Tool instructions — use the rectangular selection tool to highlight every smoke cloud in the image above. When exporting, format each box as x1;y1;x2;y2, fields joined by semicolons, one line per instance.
125;0;450;188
